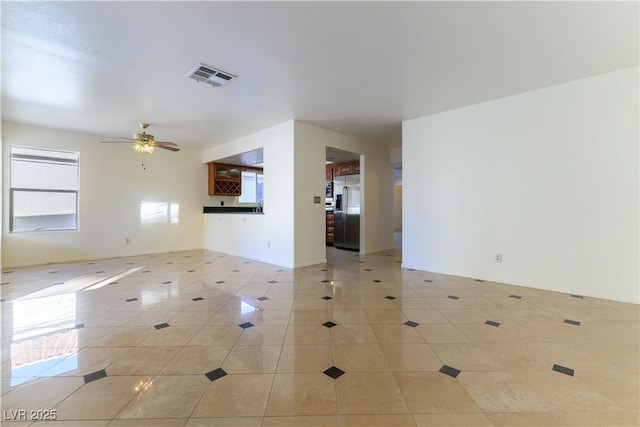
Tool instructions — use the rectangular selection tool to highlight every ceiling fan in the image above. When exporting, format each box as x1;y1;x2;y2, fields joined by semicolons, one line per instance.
101;123;180;153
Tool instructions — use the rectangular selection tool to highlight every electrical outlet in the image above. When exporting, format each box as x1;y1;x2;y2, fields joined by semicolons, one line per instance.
495;253;502;263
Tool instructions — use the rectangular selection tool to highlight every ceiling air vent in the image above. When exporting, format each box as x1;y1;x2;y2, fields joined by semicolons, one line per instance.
186;63;237;88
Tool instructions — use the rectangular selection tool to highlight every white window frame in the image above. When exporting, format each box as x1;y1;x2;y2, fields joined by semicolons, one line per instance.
10;146;80;233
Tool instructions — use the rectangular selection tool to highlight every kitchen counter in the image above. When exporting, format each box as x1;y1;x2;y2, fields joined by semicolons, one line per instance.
203;207;264;214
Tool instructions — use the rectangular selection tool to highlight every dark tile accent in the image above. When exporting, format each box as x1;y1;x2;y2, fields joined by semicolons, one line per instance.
322;296;333;301
162;281;172;284
2;271;13;274
509;295;522;299
277;269;284;272
232;270;240;272
323;321;337;328
385;296;397;300
84;369;107;384
238;322;254;329
192;297;204;302
257;297;269;301
475;279;484;282
570;294;584;299
439;365;461;378
552;364;575;376
387;254;392;256
205;262;212;264
53;282;64;285
448;295;459;300
188;270;195;273
87;262;95;265
364;268;372;271
268;280;277;284
74;323;85;329
244;262;251;264
396;261;401;263
154;323;170;330
485;320;500;327
321;269;328;272
373;280;382;283
142;270;150;273
126;298;138;302
323;366;345;379
1;282;9;286
50;271;59;274
166;262;173;265
564;319;581;326
321;280;330;283
205;368;227;382
109;281;118;285
404;320;420;328
408;269;416;271
126;262;134;265
424;279;433;283
216;281;225;284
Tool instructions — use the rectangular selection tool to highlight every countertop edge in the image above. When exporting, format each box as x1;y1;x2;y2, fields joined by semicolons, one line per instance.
203;207;265;214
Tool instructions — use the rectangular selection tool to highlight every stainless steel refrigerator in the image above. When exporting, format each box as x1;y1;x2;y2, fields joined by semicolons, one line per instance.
333;174;360;251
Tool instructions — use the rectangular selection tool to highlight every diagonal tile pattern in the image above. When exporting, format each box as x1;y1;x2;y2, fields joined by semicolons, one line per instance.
0;246;637;425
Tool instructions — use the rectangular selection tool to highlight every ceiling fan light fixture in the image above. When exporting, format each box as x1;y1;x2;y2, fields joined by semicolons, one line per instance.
132;141;154;154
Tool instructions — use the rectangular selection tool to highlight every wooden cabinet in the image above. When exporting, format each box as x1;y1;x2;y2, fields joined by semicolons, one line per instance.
325;165;335;181
326;212;335;245
208;162;241;196
208;162;264;196
333;161;360;177
336;163;353;176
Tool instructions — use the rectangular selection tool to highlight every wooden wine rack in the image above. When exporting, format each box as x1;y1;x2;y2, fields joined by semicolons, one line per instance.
214;180;241;196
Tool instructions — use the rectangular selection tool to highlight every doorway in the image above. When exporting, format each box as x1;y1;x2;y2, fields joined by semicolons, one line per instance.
393;163;402;251
325;147;362;256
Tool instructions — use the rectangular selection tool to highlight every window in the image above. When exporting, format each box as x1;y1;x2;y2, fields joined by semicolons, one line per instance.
10;146;79;232
239;170;264;203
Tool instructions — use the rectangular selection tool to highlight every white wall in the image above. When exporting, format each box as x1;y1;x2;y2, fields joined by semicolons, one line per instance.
393;186;402;231
390;146;402;164
403;66;639;304
295;122;394;256
292;123;327;267
203;121;296;267
2;121;208;267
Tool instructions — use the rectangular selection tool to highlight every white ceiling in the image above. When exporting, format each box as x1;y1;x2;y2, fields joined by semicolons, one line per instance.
2;1;638;149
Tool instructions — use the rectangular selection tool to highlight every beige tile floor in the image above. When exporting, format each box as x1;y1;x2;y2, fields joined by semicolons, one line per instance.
0;246;638;426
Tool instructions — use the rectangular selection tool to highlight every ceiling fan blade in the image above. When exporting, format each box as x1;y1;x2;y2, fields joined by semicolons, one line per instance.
101;140;134;144
153;140;178;146
154;144;180;152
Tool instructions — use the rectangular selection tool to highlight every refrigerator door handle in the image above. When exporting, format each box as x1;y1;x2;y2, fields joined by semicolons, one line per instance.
343;186;348;219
